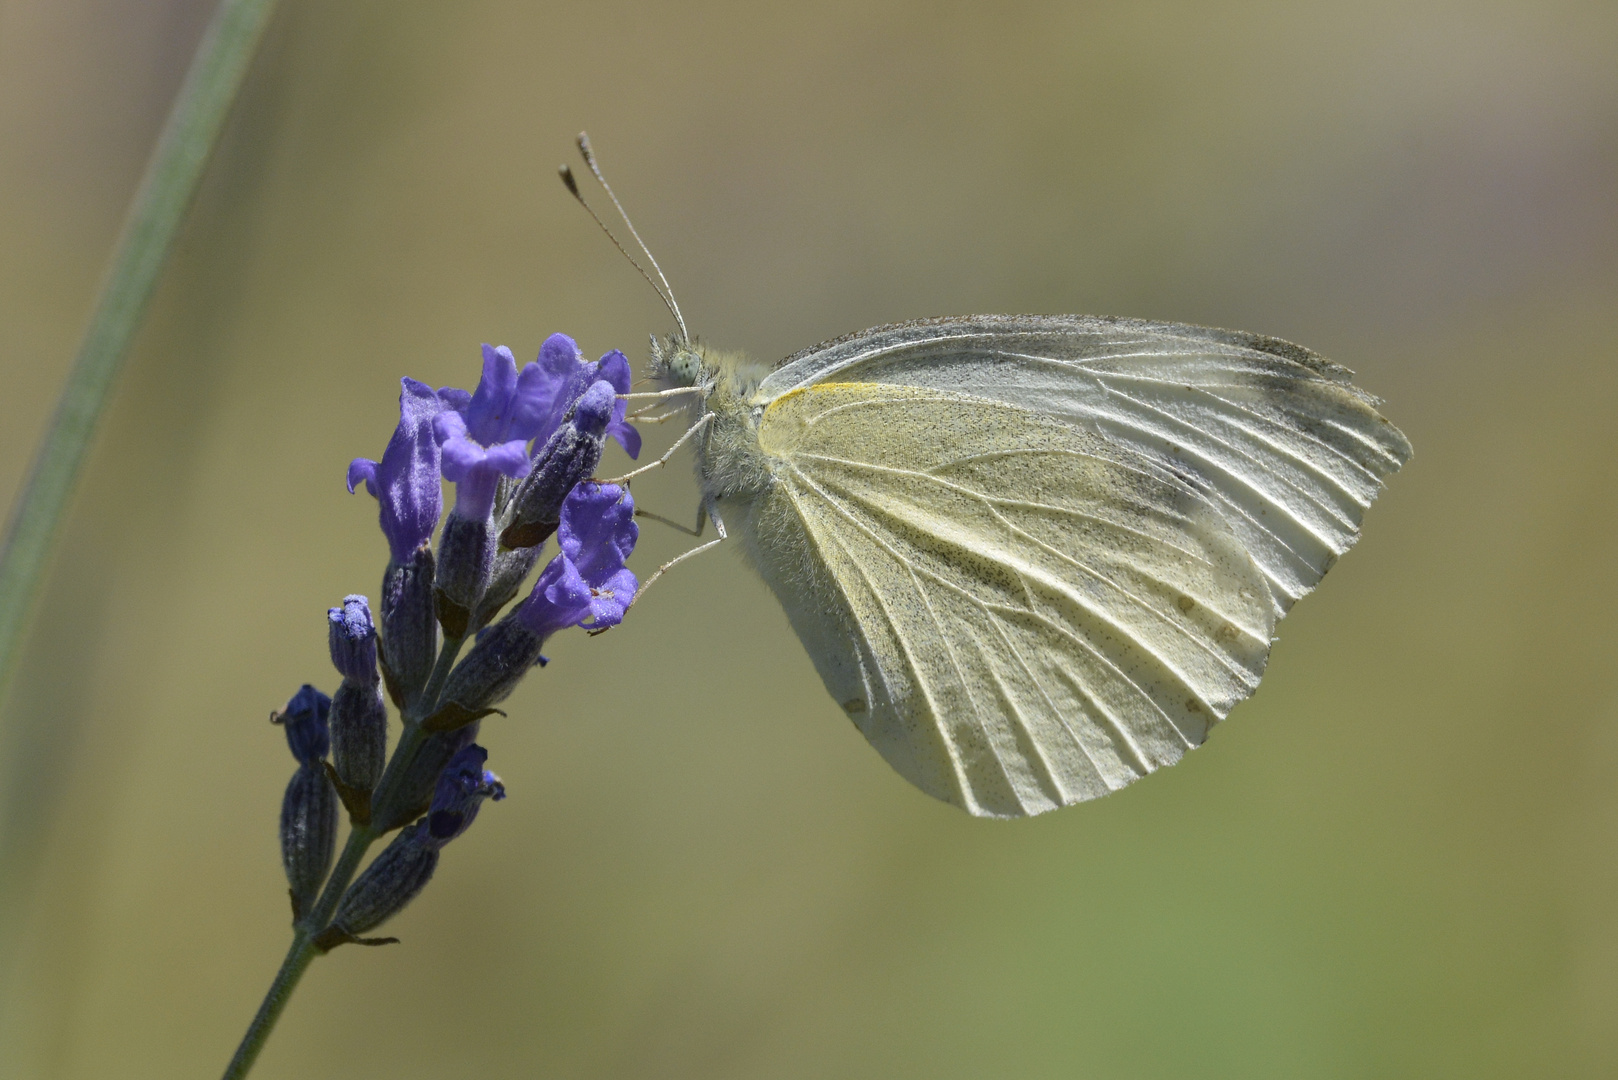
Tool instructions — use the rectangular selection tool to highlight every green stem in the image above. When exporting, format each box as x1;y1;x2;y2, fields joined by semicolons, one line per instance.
221;632;467;1078
218;936;317;1080
0;0;280;706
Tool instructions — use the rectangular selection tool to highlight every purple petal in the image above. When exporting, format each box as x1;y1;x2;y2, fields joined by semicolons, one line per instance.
436;386;472;414
504;361;556;443
586;566;639;628
483;439;532;478
594;349;633;394
517;552;594;639
527;334;589;450
438;434;486;482
347;458;379;496
607;414;642;459
366;378;448;563
558;483;638;584
434;408;470;445
464;344;520;446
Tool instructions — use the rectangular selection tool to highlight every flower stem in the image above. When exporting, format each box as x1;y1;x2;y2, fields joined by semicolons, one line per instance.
0;0;280;707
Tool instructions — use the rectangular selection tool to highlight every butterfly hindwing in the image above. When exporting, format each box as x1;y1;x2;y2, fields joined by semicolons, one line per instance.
741;382;1277;817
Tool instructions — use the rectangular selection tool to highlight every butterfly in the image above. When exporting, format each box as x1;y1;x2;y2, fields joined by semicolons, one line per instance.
570;137;1411;818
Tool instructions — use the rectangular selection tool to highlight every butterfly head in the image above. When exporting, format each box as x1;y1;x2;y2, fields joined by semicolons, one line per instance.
649;335;768;404
650;333;709;390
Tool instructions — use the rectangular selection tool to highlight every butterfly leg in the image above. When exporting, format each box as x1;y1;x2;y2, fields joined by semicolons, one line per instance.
635;501;707;537
632;495;726;604
598;412;713;485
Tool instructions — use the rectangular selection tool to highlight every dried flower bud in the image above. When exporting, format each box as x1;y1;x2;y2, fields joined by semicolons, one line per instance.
433;616;544;723
379;547;437;706
280;763;337;919
434;512;494;638
329;681;387;815
426;745;505;844
377;721;482;833
321;823;439;947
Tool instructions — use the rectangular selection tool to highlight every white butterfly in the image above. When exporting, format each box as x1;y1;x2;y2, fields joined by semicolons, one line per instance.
572;140;1411;818
628;315;1409;817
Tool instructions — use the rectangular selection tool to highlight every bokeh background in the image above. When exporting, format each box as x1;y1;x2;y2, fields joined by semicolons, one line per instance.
1;0;1615;1077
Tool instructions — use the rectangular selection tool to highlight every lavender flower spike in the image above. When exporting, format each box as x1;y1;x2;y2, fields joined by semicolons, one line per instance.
518;482;639;639
433;345;552;521
347;378;448;563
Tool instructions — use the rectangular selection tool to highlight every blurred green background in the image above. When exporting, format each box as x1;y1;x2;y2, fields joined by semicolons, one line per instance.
1;0;1615;1077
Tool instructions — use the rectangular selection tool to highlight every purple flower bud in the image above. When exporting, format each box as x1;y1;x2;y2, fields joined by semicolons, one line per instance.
275;685;330;766
281;763;337;918
517;483;639;639
347;378;449;564
323;822;439;945
426;744;506;845
327;595;378;685
379;547;437;706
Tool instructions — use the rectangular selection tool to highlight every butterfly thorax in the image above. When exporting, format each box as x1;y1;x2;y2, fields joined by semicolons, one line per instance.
648;335;776;500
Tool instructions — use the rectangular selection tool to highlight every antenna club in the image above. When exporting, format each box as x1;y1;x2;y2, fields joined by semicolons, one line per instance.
558;165;580;197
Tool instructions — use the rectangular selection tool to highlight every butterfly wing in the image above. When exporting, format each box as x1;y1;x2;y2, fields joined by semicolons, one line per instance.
742;382;1276;817
762;316;1412;614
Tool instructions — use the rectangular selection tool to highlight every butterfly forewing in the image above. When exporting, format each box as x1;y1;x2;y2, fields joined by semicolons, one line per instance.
744;382;1277;817
761;316;1413;614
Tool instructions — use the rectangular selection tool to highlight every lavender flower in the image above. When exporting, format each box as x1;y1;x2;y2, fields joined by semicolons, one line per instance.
518;482;639;637
434;344;550;521
255;331;642;1016
525;333;641;460
426;745;506;844
347;378;447;564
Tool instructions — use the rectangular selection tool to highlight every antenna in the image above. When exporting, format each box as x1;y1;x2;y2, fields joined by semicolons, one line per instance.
575;132;688;341
558;165;684;336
